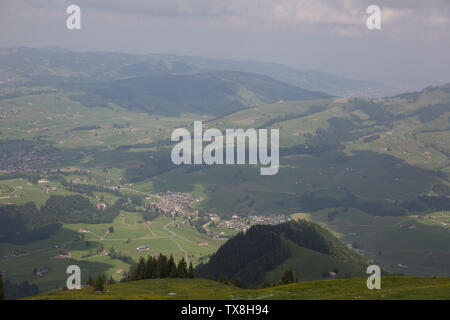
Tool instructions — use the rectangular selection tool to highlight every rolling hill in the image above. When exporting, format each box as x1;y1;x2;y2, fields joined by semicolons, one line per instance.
196;220;369;286
69;71;330;116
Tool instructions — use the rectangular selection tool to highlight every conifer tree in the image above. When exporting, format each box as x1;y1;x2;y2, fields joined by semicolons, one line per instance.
168;255;178;278
218;275;228;284
177;257;188;278
144;256;154;279
281;269;294;284
156;255;169;278
86;275;94;287
261;280;271;288
188;262;195;278
94;274;106;291
232;278;243;288
136;257;146;280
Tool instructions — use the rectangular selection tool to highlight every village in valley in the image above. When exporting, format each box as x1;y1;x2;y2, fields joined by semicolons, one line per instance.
147;190;291;239
0;184;292;286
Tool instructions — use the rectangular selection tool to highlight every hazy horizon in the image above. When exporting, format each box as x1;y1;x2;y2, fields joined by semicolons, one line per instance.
1;0;450;88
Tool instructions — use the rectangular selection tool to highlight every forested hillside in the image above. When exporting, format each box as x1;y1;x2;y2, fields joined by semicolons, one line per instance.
196;220;368;286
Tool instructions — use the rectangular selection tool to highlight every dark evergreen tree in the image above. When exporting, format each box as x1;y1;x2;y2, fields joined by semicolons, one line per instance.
144;256;155;279
94;275;106;291
218;275;228;285
1;279;39;300
281;269;294;285
86;275;94;287
156;255;169;278
136;257;146;280
168;255;178;278
232;278;243;288
261;280;271;288
188;262;195;278
177;257;188;278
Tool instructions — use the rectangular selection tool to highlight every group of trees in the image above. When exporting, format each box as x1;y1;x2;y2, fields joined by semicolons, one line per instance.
140;208;160;222
52;176;121;197
108;247;135;265
0;193;126;244
39;194;120;224
190;216;209;234
0;275;39;300
86;274;111;292
0;204;61;244
0;172;41;184
261;269;297;288
272;221;333;255
410;103;450;123
128;254;195;281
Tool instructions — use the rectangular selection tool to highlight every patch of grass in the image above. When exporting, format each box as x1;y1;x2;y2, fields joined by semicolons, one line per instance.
26;276;450;300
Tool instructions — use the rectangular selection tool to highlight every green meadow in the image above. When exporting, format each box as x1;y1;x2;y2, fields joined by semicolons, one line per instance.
0;213;224;292
27;276;450;300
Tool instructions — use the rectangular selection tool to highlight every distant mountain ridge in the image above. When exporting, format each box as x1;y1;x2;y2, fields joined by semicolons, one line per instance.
0;47;404;97
0;47;331;116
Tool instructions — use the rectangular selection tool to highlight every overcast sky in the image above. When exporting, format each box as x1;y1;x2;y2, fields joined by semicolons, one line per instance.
1;0;449;87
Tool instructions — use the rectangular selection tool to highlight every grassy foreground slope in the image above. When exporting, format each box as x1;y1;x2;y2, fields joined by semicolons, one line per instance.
27;276;450;300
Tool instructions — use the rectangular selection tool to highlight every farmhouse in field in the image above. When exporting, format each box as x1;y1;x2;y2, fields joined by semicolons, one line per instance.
35;266;49;276
137;245;150;252
55;251;71;259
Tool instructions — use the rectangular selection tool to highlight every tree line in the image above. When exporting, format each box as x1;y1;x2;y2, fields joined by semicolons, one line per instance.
128;254;195;281
0;194;124;244
0;275;38;300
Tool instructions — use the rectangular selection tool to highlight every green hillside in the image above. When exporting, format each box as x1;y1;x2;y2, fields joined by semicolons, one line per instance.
26;276;450;300
196;220;368;286
68;71;330;116
0;47;396;97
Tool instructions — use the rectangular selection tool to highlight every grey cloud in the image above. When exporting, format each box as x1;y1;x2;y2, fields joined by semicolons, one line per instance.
0;0;449;87
3;0;449;28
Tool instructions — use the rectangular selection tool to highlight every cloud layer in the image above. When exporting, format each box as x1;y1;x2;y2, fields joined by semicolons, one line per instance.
1;0;450;86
